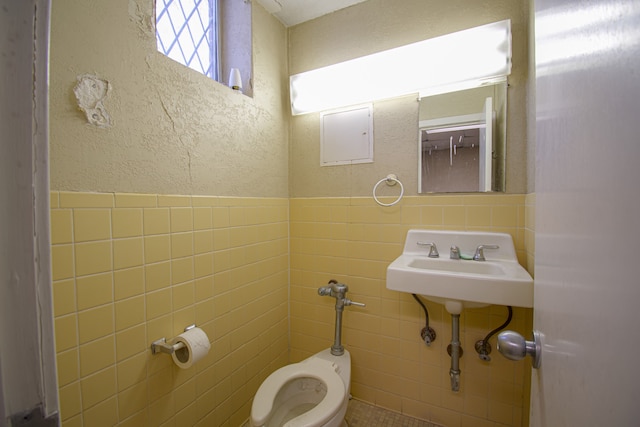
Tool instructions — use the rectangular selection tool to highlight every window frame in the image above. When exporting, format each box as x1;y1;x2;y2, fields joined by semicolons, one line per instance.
154;0;253;97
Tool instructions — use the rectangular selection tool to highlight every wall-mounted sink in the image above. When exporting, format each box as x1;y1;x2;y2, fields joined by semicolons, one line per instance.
386;230;533;314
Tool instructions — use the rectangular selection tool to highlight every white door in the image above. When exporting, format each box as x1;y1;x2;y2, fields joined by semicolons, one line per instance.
478;97;493;192
531;0;640;424
0;1;58;425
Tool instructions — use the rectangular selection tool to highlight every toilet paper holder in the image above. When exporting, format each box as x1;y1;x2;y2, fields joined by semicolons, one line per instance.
151;324;196;355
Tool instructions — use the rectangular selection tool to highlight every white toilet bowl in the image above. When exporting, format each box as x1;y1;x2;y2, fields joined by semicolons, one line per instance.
250;349;351;427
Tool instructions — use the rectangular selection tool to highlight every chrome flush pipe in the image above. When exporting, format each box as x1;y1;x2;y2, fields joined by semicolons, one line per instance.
318;280;365;356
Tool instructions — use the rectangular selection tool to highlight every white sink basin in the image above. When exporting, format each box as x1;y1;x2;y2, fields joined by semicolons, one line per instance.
386;230;533;314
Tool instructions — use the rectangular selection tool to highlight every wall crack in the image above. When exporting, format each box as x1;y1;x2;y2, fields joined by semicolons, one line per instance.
157;92;193;186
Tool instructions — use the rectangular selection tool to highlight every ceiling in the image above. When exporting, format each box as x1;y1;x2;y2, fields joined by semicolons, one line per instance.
255;0;370;27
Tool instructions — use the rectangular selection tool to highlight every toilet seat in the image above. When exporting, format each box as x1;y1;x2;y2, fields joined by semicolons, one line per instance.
251;358;346;427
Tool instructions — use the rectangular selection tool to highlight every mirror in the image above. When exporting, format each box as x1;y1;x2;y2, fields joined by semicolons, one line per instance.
418;82;507;193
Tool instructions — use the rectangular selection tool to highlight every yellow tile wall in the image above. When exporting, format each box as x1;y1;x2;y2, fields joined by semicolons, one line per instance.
51;191;533;427
290;194;533;427
50;192;290;427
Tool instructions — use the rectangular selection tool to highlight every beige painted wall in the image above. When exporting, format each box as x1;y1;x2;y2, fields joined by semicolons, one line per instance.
50;0;289;197
289;0;529;197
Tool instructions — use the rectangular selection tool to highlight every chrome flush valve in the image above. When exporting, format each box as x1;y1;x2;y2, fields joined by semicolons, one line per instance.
319;279;365;356
318;280;365;308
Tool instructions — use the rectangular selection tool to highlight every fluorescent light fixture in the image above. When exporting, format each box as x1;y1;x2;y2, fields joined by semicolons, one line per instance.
418;75;507;99
290;20;512;115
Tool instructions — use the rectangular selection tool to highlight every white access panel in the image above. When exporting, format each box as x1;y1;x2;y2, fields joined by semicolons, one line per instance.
320;104;373;166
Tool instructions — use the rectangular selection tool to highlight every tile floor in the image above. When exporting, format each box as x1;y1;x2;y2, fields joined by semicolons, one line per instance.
241;398;442;427
345;399;442;427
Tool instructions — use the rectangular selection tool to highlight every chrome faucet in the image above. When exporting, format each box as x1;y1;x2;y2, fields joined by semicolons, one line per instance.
473;244;499;261
417;241;439;258
450;245;461;259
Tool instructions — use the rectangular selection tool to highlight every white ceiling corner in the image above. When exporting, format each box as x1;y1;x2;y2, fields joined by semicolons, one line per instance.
255;0;370;27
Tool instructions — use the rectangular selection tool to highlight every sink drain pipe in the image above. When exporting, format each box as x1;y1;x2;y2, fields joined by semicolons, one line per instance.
412;294;436;345
449;313;462;391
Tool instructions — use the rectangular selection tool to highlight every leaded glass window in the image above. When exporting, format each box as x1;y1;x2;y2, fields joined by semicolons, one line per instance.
156;0;218;79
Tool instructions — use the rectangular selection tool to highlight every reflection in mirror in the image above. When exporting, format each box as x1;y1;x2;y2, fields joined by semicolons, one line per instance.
418;82;507;193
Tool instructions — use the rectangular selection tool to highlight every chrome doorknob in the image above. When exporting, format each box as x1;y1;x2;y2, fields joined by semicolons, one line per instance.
497;330;542;369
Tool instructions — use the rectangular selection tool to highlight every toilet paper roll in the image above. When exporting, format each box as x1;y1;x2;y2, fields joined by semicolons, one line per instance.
171;327;211;369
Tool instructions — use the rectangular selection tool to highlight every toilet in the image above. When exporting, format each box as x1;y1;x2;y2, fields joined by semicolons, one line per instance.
250;348;351;427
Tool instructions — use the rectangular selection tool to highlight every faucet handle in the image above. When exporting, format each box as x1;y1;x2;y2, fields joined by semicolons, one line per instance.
417;241;439;258
473;244;499;261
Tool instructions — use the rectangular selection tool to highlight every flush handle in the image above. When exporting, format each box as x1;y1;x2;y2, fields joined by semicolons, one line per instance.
497;330;542;369
345;300;365;307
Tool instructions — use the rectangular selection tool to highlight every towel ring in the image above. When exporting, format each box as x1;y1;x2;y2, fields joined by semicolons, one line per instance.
373;174;404;207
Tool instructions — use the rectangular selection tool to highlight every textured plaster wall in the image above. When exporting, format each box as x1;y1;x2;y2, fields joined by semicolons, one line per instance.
289;0;529;197
50;0;289;197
